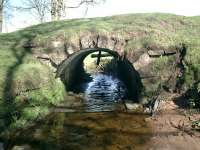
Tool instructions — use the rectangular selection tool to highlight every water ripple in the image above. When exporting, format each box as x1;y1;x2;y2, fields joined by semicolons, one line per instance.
81;73;127;112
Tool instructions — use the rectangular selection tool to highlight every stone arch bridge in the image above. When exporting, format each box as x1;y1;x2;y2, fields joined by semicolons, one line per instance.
55;48;142;101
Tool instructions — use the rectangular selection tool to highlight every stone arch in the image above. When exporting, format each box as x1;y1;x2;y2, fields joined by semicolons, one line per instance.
56;48;142;102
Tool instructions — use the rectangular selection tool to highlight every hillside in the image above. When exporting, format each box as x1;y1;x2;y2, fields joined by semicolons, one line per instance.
0;13;199;132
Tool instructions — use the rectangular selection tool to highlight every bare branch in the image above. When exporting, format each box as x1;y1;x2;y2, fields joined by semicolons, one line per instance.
66;0;96;8
37;56;58;69
11;0;105;23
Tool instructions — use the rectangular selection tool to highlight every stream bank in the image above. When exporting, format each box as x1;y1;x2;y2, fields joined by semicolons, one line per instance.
145;93;200;150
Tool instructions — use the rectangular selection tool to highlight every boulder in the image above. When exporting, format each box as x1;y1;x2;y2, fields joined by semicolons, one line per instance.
125;102;143;111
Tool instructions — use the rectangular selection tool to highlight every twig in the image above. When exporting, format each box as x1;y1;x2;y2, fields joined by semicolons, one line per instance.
37;56;58;69
169;118;195;137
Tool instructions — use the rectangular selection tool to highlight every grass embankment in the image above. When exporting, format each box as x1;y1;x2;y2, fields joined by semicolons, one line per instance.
0;13;199;132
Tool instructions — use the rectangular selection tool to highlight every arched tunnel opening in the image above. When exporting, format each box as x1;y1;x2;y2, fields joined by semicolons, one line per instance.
56;48;142;111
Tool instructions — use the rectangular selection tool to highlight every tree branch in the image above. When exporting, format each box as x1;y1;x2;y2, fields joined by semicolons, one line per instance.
37;56;58;69
66;0;96;8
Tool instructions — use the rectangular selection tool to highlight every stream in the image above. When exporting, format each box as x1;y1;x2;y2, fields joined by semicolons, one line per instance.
5;73;152;150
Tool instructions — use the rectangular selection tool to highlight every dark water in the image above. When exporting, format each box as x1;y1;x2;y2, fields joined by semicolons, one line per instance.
77;73;127;112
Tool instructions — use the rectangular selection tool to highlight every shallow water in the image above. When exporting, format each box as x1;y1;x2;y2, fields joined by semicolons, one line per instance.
7;112;152;150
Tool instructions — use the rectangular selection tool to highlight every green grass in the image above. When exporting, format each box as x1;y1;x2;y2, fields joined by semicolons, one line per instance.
0;13;200;133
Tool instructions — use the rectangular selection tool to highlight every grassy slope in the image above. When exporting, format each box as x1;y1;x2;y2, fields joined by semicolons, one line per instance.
0;13;200;131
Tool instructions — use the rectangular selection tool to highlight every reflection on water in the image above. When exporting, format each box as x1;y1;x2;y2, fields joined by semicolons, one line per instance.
77;73;127;112
7;112;152;150
5;74;152;150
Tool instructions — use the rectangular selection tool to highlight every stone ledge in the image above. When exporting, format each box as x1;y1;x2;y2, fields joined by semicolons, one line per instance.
147;50;176;57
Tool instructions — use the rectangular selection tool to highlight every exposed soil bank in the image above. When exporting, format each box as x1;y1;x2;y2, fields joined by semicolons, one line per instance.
146;94;200;150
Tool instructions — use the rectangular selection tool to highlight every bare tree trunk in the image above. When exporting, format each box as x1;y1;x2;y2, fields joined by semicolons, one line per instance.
51;0;63;21
0;0;3;32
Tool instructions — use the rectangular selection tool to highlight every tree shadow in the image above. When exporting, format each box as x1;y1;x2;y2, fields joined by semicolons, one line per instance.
1;21;74;131
2;33;35;129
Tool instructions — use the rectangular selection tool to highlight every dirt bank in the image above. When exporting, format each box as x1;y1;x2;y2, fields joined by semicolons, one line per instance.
146;94;200;150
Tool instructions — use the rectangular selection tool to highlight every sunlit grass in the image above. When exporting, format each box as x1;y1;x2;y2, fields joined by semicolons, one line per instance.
0;13;199;132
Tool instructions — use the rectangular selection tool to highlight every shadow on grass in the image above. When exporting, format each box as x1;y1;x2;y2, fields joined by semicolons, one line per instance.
2;33;35;129
0;19;78;132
